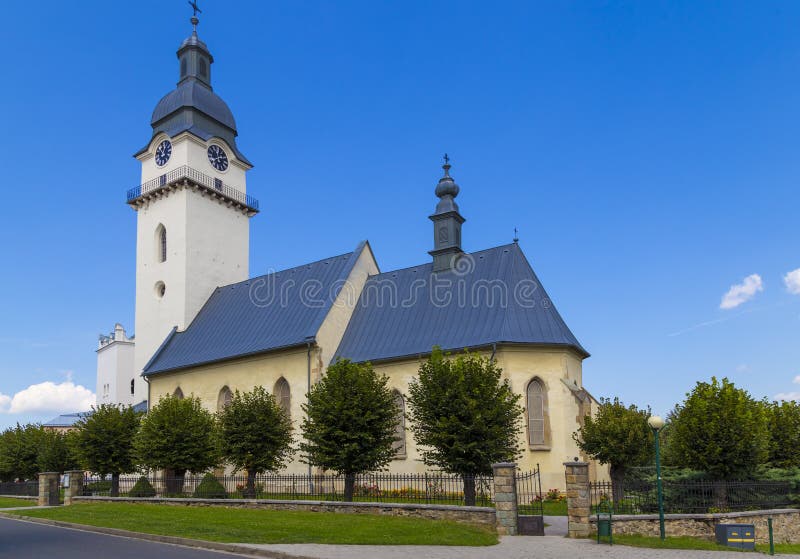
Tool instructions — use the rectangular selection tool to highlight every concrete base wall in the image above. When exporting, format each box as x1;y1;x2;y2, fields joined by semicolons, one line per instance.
73;496;496;527
590;509;800;544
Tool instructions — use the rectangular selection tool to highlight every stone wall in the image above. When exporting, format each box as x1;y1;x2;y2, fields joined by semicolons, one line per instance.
73;496;496;527
589;509;800;544
564;461;590;537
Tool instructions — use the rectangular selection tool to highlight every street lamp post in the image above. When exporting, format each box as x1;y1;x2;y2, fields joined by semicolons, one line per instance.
648;415;666;540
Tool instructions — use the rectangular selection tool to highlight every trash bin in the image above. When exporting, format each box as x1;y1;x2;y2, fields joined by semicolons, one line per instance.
596;502;613;545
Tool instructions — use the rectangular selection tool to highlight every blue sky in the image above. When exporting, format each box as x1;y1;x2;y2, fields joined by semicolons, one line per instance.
1;1;799;428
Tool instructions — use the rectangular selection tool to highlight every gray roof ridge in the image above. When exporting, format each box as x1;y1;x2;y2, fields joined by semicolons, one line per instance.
371;243;519;278
216;249;359;291
304;240;369;340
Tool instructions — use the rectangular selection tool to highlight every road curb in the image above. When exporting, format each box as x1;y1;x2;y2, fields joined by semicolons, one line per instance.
0;511;316;559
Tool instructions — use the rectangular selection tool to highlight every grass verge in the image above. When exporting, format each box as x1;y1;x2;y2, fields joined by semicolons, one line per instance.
0;497;36;508
609;534;800;555
14;502;498;546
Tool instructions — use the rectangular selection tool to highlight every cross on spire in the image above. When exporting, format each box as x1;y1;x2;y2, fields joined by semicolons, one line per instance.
188;0;202;31
513;228;519;243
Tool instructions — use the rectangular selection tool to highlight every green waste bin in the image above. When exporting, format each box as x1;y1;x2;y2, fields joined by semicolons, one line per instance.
596;502;613;545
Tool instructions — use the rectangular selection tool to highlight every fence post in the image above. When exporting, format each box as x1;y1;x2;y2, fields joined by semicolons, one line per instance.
564;461;590;538
63;470;85;506
37;472;60;506
492;462;518;536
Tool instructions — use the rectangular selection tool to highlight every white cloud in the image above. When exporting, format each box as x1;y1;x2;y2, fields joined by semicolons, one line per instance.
793;375;800;385
720;274;763;310
775;392;800;402
735;364;750;373
784;269;800;295
0;381;95;415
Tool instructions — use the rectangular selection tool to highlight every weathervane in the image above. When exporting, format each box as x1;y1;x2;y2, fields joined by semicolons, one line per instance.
188;0;202;31
513;228;519;243
442;153;451;177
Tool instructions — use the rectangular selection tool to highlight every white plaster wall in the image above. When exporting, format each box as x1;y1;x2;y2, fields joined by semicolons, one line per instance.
96;341;136;406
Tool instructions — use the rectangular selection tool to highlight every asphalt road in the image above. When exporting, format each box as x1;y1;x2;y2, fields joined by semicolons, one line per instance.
0;517;243;559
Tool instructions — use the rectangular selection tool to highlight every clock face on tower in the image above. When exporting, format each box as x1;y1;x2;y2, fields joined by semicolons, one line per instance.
155;140;172;167
207;145;229;172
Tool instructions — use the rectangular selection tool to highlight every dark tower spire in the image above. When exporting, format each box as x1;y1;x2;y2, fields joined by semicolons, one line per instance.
178;1;213;88
429;154;466;272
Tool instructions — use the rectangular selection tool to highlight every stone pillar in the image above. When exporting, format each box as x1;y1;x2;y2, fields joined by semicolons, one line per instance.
564;461;590;538
63;470;85;506
492;462;518;536
37;472;60;506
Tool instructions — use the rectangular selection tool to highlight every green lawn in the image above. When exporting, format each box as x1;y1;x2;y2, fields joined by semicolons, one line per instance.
0;497;36;508
608;534;800;555
14;503;498;546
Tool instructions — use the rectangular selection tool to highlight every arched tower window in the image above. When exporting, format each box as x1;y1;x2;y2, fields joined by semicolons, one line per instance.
155;224;167;263
199;58;208;79
274;378;290;419
392;391;407;458
173;387;184;400
180;57;187;77
526;378;549;447
217;386;233;412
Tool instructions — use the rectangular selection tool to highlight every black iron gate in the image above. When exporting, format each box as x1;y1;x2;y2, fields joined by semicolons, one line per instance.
515;464;544;535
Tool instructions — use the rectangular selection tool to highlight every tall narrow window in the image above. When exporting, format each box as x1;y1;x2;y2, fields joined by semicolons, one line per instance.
274;378;291;419
173;387;184;400
392;391;407;458
527;378;546;446
160;227;167;262
130;379;135;395
217;386;233;412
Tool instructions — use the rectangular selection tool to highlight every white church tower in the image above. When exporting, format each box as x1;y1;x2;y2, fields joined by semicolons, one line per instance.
124;12;257;403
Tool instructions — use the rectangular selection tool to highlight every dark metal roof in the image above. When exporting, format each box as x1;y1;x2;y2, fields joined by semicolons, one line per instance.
143;243;367;376
334;243;588;363
151;80;236;131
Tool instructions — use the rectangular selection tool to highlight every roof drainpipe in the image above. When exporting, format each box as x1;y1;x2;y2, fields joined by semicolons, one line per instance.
490;342;497;363
142;373;150;413
305;338;314;489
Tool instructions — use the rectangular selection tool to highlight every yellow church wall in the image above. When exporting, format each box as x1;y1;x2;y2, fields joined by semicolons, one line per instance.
314;243;379;370
146;346;312;473
146;342;607;489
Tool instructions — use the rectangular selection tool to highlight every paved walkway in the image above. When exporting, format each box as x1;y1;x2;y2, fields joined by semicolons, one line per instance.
245;535;800;559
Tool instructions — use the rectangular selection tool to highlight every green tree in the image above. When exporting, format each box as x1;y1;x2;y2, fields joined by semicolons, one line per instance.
37;429;79;474
406;348;523;506
73;404;142;496
0;424;43;481
299;359;398;501
573;398;652;502
218;386;293;497
765;400;800;468
668;377;768;480
134;395;218;493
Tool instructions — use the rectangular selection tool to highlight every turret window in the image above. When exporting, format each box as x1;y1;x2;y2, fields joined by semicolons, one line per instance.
130;379;135;395
180;57;187;77
160;227;167;262
199;58;207;79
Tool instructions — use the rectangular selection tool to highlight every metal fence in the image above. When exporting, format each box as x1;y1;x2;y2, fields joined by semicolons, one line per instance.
0;481;38;497
590;479;796;515
516;466;544;516
83;472;494;506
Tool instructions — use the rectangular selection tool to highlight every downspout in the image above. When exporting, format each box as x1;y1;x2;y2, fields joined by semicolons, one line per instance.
306;339;314;487
490;342;497;363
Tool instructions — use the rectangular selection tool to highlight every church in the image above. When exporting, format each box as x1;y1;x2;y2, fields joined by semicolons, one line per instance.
89;13;603;490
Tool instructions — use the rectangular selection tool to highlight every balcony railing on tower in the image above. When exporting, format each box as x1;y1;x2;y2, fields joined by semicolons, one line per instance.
126;165;259;213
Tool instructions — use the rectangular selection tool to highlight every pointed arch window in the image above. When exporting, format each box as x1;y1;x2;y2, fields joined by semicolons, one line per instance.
173;387;184;400
217;386;233;412
392;391;407;458
274;378;291;419
527;378;548;447
160;227;167;262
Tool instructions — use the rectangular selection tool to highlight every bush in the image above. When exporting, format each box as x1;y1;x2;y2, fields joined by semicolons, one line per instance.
84;480;112;494
193;473;227;499
128;476;156;498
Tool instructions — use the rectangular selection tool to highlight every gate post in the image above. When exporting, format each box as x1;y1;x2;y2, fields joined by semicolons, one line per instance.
63;470;85;505
564;461;590;538
492;462;518;536
37;472;60;506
